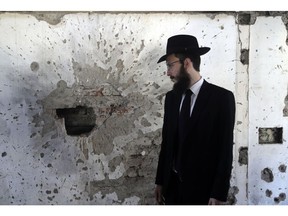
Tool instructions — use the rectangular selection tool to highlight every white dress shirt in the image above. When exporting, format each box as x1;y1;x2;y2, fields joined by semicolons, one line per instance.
179;77;204;116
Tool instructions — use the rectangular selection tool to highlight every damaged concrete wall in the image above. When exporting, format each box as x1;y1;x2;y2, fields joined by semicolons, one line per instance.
0;11;287;205
249;15;288;205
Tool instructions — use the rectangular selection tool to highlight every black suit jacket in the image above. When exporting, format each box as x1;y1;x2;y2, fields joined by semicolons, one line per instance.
155;80;236;203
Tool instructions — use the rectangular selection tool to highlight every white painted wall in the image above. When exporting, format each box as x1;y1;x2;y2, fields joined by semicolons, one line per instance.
249;16;288;205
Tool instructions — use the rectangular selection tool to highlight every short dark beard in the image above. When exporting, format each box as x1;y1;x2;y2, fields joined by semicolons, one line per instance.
172;65;191;94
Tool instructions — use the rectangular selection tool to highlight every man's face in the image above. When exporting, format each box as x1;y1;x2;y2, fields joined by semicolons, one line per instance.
166;54;191;93
166;54;182;83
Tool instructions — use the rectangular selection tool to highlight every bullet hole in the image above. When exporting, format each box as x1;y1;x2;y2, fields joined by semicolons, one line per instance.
278;164;287;173
274;197;280;204
265;189;272;197
46;190;51;194
284;94;288;117
261;168;274;183
258;127;283;144
238;147;248;165
274;193;286;204
53;189;58;194
240;49;249;65
1;152;7;157
30;61;39;72
40;153;44;158
47;196;55;201
279;193;286;201
56;106;96;136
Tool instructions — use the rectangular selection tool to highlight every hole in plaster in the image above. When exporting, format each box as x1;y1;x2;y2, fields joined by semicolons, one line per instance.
274;197;280;204
261;167;274;183
265;189;272;197
274;193;286;204
30;61;40;72
278;164;287;173
258;127;283;144
279;193;286;201
283;94;288;117
238;147;248;165
240;49;249;65
226;186;239;205
56;106;96;136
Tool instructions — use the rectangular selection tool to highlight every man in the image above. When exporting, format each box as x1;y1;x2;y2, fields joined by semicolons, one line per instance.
155;35;236;205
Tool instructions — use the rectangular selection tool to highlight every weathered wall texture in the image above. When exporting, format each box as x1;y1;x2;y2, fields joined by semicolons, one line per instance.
249;15;288;205
0;11;287;205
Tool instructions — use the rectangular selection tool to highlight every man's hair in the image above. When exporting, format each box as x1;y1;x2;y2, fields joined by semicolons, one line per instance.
175;53;201;71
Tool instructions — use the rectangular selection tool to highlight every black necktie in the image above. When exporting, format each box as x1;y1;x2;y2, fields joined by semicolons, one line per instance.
175;89;192;173
179;89;192;141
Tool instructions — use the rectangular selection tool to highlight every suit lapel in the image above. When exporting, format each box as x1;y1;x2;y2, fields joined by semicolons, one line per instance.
190;80;211;126
171;90;183;130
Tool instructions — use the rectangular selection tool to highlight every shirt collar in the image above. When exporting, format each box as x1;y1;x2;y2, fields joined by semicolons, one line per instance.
190;77;204;96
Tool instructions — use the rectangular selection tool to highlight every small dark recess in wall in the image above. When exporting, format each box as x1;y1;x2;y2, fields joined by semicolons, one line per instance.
56;106;96;136
258;127;283;144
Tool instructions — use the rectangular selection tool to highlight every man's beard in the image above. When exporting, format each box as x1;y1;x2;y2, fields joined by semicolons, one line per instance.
172;65;191;94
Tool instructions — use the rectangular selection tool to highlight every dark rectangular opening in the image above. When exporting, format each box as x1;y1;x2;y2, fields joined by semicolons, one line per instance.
258;127;283;144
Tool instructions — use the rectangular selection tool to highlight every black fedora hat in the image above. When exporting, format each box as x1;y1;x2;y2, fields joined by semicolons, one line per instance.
157;34;210;63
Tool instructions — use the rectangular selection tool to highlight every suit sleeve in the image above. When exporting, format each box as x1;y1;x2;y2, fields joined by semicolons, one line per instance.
210;90;236;201
155;93;170;185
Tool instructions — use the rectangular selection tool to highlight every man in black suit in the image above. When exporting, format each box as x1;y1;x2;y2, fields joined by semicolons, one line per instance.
155;35;236;205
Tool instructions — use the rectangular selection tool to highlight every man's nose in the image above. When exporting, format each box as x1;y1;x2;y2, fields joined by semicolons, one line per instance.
166;69;171;76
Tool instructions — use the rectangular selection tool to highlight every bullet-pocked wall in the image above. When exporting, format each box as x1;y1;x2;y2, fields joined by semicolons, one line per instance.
0;11;287;205
249;15;288;205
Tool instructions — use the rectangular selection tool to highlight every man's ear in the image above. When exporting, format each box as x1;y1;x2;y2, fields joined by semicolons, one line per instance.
183;58;192;69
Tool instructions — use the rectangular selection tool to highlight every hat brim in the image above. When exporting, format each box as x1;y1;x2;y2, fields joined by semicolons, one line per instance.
157;47;210;63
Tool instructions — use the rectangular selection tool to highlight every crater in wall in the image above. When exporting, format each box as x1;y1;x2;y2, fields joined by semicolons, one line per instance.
56;106;96;136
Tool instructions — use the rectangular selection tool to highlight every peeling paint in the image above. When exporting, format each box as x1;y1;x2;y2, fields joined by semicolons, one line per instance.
29;12;69;25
